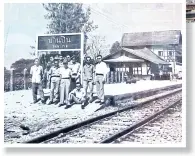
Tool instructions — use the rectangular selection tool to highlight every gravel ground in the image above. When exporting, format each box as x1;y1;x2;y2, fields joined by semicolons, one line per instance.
44;91;181;144
4;83;181;144
115;101;182;144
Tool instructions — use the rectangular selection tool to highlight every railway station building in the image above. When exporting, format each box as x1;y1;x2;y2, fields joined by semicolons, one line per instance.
103;30;182;83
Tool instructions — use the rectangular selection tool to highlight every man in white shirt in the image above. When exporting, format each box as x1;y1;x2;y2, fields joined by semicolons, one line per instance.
66;82;88;109
30;58;45;104
48;60;60;104
95;55;110;105
58;60;72;107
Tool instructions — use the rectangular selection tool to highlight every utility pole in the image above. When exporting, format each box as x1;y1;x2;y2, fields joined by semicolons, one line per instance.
4;25;11;53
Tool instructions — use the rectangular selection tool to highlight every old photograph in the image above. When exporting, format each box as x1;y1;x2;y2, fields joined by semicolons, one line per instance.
4;3;184;146
186;0;195;22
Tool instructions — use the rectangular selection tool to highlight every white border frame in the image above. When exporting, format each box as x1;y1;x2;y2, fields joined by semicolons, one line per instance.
1;0;186;149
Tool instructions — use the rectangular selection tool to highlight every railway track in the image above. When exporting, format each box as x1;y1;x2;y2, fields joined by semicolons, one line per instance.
24;88;182;144
113;101;182;144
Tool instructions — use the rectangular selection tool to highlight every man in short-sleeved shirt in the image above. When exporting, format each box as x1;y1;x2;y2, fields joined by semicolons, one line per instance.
30;58;45;104
48;60;60;104
58;60;72;107
83;56;95;102
67;82;88;109
95;55;110;105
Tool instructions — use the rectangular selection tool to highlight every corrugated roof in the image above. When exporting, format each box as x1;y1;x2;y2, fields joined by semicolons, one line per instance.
121;30;181;47
122;47;169;65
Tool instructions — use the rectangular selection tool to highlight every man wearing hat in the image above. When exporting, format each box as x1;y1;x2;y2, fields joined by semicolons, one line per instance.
58;60;72;107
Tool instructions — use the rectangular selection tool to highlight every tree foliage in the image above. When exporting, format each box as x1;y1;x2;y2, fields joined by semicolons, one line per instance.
85;35;110;60
43;3;97;36
10;59;34;73
110;41;122;54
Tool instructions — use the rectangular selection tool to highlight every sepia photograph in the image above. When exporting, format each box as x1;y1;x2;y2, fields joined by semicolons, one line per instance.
3;2;185;147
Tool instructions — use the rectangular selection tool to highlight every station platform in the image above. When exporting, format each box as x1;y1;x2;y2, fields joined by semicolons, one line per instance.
4;80;182;143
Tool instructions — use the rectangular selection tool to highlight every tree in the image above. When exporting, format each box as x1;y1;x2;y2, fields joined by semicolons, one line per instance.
85;35;110;60
110;41;122;54
43;3;98;47
10;59;34;73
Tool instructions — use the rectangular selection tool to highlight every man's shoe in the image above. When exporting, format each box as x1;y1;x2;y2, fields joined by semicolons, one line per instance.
58;103;65;107
64;105;71;109
89;98;93;103
41;100;46;104
100;101;104;105
48;101;53;105
81;104;85;109
95;100;101;103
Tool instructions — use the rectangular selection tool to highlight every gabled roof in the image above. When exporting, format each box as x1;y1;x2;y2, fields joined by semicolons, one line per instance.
121;30;181;47
122;47;169;65
104;55;144;63
103;48;169;65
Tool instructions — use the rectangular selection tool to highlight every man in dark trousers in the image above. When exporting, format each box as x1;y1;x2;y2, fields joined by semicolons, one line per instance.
30;58;45;104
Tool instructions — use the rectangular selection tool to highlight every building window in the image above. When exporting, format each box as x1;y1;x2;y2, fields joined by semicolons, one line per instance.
158;51;163;56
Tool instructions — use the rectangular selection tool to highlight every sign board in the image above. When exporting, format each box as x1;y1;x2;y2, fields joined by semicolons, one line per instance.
37;33;82;51
35;33;84;83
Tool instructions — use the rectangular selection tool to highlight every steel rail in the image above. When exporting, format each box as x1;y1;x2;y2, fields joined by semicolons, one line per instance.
24;88;181;143
100;98;181;143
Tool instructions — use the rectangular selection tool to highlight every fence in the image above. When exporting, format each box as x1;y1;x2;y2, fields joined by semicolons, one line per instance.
4;69;32;92
4;70;171;92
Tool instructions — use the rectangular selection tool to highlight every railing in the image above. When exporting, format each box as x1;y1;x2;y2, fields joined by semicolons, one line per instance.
4;69;32;92
4;70;172;92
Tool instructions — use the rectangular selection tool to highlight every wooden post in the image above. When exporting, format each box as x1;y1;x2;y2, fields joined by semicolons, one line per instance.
23;68;27;90
118;64;121;83
106;72;110;84
110;71;114;84
10;69;14;91
114;71;117;83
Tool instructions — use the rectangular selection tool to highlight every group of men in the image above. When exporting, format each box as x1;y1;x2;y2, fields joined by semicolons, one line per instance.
30;54;109;109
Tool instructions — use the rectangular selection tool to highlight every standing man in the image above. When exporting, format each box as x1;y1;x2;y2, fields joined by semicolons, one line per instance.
49;56;54;66
83;56;95;103
59;55;64;68
69;56;81;91
95;55;109;105
58;60;72;107
48;60;60;105
66;55;71;65
43;63;51;89
30;58;45;104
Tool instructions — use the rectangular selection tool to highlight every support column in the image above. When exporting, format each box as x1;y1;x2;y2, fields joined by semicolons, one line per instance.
24;68;27;90
10;69;14;91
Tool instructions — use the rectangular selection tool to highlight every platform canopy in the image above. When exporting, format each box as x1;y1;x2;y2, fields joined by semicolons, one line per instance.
104;55;144;63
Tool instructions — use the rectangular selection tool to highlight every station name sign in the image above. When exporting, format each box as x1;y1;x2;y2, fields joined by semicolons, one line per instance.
37;34;81;51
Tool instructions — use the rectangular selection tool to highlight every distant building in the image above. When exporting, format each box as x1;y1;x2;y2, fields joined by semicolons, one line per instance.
103;30;182;82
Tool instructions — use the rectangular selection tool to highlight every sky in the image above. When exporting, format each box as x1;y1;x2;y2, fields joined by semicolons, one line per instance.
4;3;182;69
